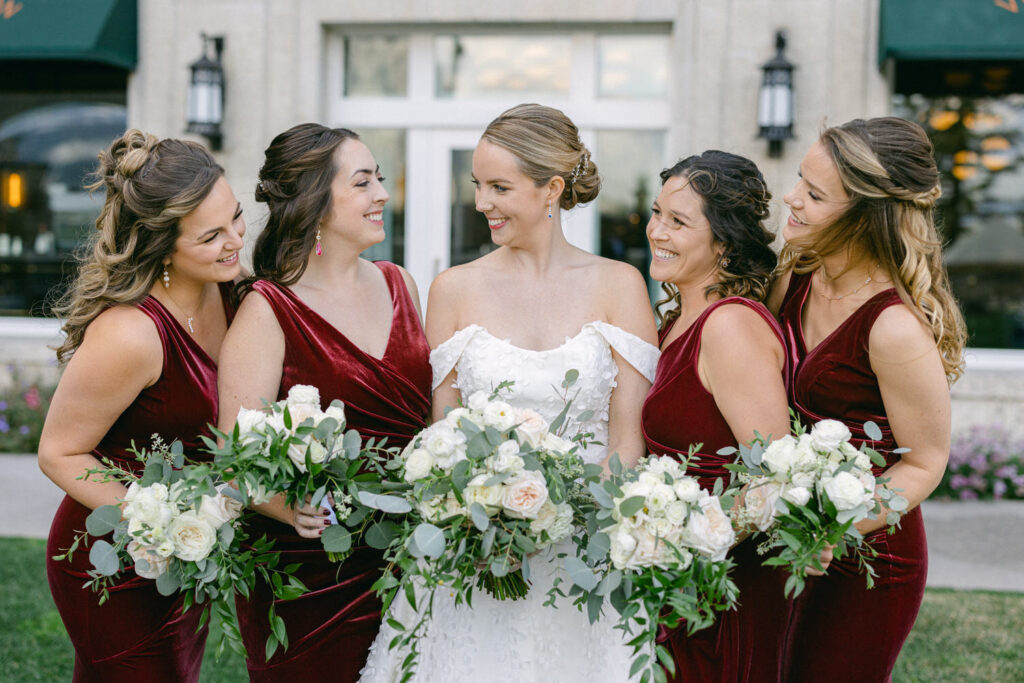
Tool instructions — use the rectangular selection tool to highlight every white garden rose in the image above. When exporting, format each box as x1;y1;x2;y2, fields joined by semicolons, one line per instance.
464;474;503;512
497;440;520;459
791;470;816;488
664;500;689;526
485;450;524;475
793;434;819;470
682;493;736;561
858;471;878;506
810;419;852;452
443;407;471;428
235;407;267;437
198;490;243;529
609;529;638;569
513;408;549;448
672;478;701;504
483;400;517;432
287;438;328;473
244;481;273;506
839;441;861;459
466;391;490;413
761;435;799;475
546;503;574;543
854;451;873;471
166;511;218;562
403;448;435;482
501;469;549;519
127;541;171;579
123;483;174;529
288;401;321;426
647;484;676;513
742;480;783;531
286;384;321;409
645;456;672;475
423;423;467;468
823;471;870;511
540;432;574;454
322;404;346;424
782;485;812;507
529;499;558;534
265;412;287;435
154;538;176;558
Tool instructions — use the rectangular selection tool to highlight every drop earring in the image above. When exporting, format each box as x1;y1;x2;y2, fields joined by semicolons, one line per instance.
719;255;730;269
547;202;552;219
315;227;323;256
162;265;170;288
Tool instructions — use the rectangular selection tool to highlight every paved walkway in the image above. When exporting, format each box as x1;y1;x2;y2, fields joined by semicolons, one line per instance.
2;454;1022;592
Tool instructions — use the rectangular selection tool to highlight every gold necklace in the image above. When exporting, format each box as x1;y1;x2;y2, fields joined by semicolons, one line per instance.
816;264;879;302
162;286;203;334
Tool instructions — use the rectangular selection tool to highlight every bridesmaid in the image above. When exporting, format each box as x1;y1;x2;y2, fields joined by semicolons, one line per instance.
640;151;792;682
769;117;966;682
40;130;245;682
217;123;431;681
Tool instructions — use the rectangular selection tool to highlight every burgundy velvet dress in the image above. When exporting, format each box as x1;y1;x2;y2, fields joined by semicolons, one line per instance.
778;271;928;683
642;296;793;683
45;283;234;683
237;261;431;682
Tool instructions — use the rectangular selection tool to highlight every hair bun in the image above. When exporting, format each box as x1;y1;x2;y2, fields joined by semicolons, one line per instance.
98;129;160;192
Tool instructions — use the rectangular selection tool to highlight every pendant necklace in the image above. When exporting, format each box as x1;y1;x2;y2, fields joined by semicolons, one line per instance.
163;287;203;334
816;264;880;302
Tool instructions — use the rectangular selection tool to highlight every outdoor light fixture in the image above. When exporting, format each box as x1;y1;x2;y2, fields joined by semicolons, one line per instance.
186;34;225;151
758;30;795;158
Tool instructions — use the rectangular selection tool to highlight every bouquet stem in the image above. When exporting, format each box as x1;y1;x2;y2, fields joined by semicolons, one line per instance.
476;570;530;600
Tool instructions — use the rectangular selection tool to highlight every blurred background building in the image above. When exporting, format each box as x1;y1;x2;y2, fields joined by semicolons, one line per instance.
1;0;1022;431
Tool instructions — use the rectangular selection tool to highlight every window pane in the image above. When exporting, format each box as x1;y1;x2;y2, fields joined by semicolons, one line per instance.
356;128;407;266
0;99;126;315
598;35;669;98
434;35;571;98
450;148;495;266
344;36;408;96
894;93;1024;348
595;130;666;296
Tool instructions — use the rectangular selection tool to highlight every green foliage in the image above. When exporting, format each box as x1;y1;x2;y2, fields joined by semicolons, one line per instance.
0;369;56;453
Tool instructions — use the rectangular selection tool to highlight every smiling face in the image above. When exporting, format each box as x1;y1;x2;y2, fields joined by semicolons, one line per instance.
166;176;245;285
321;138;389;249
783;140;851;242
471;138;553;246
646;174;722;289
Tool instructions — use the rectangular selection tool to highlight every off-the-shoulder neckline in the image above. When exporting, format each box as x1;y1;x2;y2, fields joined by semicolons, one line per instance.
438;321;651;355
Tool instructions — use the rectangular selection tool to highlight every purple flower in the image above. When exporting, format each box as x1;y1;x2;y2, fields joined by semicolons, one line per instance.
950;474;969;490
18;425;29;436
0;418;8;433
0;400;7;410
993;480;1008;499
959;489;979;501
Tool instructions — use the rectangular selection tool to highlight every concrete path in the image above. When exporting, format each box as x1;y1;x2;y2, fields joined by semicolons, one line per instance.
2;454;1022;592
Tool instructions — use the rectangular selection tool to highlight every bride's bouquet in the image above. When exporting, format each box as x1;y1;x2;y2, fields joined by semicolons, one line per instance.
560;452;739;683
369;379;601;679
205;384;409;568
726;417;908;597
53;436;302;659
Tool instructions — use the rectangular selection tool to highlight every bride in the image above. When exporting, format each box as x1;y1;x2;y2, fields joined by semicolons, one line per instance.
359;104;659;682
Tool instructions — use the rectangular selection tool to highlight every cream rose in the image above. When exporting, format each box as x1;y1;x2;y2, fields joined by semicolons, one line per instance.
403;448;435;482
423;423;467;468
810;419;852;452
286;384;321;409
683;493;736;561
123;483;174;529
782;485;812;507
529;499;558;534
287;438;328;473
513;408;549;448
167;511;218;562
742;480;783;531
465;474;503;512
609;529;638;570
501;470;549;519
127;540;171;579
198;489;243;529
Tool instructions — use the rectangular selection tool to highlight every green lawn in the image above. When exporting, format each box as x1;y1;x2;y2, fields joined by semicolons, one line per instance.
3;537;1022;682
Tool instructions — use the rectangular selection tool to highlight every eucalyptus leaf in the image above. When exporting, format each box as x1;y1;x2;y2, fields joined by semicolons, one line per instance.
413;523;446;558
576;409;594;423
343;430;362;459
490;556;510;578
716;446;738;456
358;491;413;514
586;591;604;624
888;495;909;513
469;503;490;532
586;531;611;563
155;567;180;596
588;482;613;509
596;568;622;596
88;539;120;576
321;525;352;553
564;556;599;591
608;452;623;477
313;417;338;441
562;368;580;388
618;495;646;519
86;505;123;537
452;460;473;492
481;526;497;555
366;521;397;549
863;420;883;442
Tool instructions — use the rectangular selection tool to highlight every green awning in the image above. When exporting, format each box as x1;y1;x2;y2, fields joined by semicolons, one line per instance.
0;0;137;70
880;0;1024;63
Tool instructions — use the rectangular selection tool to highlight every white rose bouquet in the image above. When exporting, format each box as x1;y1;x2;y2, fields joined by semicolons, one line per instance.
726;417;908;597
53;436;302;659
370;376;602;680
205;384;410;568
560;451;739;683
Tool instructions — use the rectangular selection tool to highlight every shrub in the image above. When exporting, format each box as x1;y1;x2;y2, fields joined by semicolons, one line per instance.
0;367;56;454
932;425;1024;501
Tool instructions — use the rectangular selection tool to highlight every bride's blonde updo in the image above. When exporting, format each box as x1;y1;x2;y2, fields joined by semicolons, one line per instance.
779;117;967;382
53;130;224;364
481;103;600;209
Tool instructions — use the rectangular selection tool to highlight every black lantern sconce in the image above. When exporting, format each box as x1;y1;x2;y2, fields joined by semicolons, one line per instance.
758;30;795;158
186;34;225;151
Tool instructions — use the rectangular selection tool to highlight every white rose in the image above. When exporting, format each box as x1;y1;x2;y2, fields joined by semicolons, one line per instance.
647;484;676;512
321;404;346;425
609;529;638;570
123;483;174;529
742;480;783;531
793;434;819;470
287;438;328;473
823;471;870;511
682;493;736;561
839;441;861;459
154;538;176;558
127;540;171;579
243;482;273;506
418;494;464;521
466;391;490;413
761;435;799;474
497;440;520;459
529;499;558;534
166;511;218;562
672;478;701;504
782;485;812;507
444;407;471;429
198;490;244;529
858;471;878;506
423;423;467;468
810;419;852;453
546;503;574;543
265;412;287;435
286;384;321;409
791;470;817;488
288;402;321;426
235;407;267;437
465;474;503;511
854;451;872;471
540;432;574;455
501;470;549;519
483;400;517;432
513;408;549;448
403;448;435;482
664;500;689;527
486;450;524;475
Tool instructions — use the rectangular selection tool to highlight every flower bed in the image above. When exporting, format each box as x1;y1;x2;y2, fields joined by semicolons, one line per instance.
933;425;1024;501
0;367;55;454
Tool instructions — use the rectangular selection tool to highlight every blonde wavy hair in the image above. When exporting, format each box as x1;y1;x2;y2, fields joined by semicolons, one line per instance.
779;117;967;382
481;103;600;209
52;129;224;364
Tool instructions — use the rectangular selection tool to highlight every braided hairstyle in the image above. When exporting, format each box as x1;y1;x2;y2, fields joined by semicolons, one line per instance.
779;117;966;382
53;130;223;364
481;103;600;209
654;151;777;331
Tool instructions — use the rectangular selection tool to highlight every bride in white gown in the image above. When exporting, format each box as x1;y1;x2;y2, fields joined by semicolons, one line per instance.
359;104;660;682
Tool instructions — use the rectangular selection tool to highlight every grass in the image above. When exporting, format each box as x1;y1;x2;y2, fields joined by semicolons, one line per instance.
2;537;1022;682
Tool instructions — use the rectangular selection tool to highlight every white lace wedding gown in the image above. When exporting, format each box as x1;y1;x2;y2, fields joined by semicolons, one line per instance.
359;321;660;683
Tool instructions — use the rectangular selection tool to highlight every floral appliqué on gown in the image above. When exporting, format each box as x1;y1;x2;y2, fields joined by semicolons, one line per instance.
359;321;660;683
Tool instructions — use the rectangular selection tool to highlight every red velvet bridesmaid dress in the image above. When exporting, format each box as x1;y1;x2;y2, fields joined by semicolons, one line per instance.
45;283;234;683
642;296;793;683
778;271;928;683
237;261;431;682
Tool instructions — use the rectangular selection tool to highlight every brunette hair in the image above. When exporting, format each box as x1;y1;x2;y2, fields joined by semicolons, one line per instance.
53;130;223;364
481;103;600;209
779;117;966;382
654;150;777;331
247;123;360;287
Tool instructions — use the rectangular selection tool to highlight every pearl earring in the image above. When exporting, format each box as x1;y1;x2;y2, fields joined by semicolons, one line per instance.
162;265;170;288
315;227;323;256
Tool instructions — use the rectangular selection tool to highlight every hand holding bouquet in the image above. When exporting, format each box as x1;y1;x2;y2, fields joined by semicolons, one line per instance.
727;417;908;597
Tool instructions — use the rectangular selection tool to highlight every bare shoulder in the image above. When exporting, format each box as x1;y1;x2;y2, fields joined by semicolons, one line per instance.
590;257;647;297
591;257;657;343
765;267;793;316
704;301;776;340
232;287;278;326
869;303;936;365
75;304;163;384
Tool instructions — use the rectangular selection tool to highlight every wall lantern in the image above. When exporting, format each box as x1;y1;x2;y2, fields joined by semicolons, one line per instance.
186;34;225;151
758;30;795;158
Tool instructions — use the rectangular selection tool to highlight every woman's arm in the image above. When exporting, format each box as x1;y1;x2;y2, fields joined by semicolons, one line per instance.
397;264;424;323
425;269;463;423
38;307;163;510
861;304;951;534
